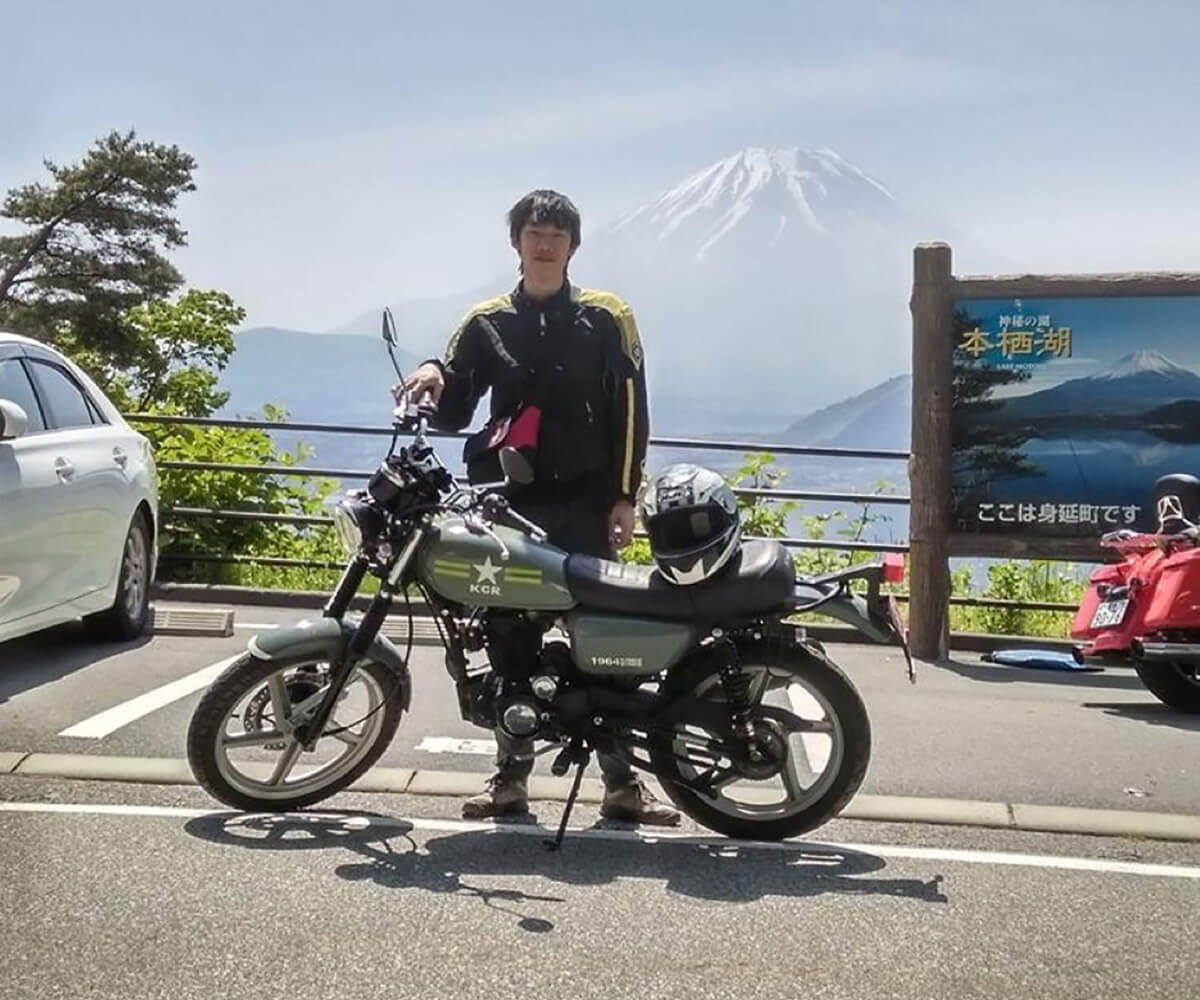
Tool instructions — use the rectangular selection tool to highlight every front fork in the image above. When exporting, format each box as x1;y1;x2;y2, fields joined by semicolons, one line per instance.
293;524;427;750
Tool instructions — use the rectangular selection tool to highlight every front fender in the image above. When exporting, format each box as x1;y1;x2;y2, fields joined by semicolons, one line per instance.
246;616;413;711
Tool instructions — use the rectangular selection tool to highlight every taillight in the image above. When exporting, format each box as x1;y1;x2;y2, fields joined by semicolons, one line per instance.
883;552;906;583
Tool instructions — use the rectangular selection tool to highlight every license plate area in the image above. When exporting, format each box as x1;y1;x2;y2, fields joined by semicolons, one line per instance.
1090;598;1129;629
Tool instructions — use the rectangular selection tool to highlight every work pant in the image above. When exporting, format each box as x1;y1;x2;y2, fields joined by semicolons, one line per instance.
491;494;636;789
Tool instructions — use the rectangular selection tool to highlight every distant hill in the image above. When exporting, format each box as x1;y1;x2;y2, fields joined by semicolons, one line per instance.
776;373;911;450
219;326;417;426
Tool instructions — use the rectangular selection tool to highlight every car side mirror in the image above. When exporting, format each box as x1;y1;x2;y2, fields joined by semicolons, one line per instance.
499;445;534;486
0;399;29;441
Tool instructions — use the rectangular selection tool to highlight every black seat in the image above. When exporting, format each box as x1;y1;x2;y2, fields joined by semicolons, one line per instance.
565;539;796;621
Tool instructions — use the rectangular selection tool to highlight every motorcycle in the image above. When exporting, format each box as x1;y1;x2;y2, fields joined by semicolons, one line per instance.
1071;474;1200;713
185;310;913;846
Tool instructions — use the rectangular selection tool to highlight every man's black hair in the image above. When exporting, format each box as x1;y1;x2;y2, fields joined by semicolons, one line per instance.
507;189;581;250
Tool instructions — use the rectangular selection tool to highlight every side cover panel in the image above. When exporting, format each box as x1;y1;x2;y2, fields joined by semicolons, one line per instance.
567;610;697;675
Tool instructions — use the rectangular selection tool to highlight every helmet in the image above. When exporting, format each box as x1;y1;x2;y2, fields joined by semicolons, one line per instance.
1152;473;1200;533
640;463;741;585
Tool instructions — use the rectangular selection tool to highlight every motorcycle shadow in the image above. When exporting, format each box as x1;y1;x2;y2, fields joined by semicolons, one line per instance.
183;810;947;931
939;657;1147;691
1081;701;1200;731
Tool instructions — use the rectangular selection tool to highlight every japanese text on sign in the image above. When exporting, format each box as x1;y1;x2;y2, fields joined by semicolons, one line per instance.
975;503;1140;526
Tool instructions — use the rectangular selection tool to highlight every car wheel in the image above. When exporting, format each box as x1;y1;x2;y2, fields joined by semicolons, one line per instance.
84;510;152;641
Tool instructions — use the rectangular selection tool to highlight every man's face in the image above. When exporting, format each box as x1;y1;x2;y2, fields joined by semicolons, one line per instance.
516;222;573;286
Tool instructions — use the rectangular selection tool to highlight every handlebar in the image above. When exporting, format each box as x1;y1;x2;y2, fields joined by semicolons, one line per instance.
480;494;548;542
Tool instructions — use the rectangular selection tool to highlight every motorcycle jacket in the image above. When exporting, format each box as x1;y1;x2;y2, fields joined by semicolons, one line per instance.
427;280;650;506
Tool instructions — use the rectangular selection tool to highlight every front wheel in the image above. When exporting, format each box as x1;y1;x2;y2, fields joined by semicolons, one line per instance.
187;651;405;811
650;641;871;841
1134;660;1200;713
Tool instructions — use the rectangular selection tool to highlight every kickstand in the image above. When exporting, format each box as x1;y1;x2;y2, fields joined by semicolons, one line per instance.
544;754;588;851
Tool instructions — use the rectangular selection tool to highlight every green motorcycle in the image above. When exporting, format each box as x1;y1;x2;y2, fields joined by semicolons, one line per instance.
186;312;912;846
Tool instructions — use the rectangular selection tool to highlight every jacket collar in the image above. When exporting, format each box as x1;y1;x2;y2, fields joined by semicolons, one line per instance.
512;278;577;319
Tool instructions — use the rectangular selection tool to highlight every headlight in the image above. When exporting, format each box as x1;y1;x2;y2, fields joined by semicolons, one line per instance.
333;503;364;555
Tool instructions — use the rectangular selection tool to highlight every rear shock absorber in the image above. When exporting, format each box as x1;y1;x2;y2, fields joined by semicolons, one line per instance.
713;632;755;742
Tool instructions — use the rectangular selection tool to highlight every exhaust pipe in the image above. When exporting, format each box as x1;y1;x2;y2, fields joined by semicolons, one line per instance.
1131;640;1200;663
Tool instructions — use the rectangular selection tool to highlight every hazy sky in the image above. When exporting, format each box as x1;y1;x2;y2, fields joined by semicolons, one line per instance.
5;0;1200;331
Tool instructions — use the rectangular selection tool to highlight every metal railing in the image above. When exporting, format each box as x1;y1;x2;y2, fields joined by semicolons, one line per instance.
132;412;1079;615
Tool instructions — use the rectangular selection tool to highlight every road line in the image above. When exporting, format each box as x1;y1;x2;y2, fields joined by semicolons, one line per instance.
57;655;240;739
416;737;497;755
1;800;1198;881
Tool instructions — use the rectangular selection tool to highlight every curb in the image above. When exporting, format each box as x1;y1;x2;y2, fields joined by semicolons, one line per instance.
5;751;1200;843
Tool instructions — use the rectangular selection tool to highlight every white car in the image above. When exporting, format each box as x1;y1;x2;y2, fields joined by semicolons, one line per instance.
0;331;158;643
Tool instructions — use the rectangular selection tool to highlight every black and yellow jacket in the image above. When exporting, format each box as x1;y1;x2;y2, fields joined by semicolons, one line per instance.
428;280;649;506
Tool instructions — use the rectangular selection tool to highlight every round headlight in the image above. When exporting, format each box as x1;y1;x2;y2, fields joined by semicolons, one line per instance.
333;502;365;555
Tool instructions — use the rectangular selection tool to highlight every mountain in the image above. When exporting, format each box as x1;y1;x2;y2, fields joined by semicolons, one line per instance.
326;145;946;409
218;327;417;424
992;351;1200;421
776;373;911;450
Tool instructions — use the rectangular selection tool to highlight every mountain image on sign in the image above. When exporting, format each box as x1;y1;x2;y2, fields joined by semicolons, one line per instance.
950;297;1200;536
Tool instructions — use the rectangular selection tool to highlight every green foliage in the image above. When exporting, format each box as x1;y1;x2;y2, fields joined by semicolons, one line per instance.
144;405;341;584
949;560;1086;638
0;130;196;356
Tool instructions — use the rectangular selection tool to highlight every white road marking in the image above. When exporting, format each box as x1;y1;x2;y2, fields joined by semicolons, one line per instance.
234;623;281;630
787;682;831;773
2;800;1198;881
57;655;241;739
416;737;497;755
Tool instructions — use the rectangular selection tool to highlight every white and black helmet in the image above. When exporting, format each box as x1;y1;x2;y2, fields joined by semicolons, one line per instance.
640;463;742;585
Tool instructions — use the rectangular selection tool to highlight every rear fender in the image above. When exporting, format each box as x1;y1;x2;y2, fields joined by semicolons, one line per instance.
247;617;413;711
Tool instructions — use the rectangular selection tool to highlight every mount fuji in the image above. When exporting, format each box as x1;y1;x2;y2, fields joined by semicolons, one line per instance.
989;350;1200;421
323;145;945;422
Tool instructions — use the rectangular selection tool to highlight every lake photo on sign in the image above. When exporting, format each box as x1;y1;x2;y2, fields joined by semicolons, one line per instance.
950;296;1200;538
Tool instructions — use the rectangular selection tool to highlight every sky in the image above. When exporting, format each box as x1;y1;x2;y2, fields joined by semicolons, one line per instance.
5;0;1200;332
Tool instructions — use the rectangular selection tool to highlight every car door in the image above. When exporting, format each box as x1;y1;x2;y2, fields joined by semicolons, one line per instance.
0;351;67;627
25;356;128;600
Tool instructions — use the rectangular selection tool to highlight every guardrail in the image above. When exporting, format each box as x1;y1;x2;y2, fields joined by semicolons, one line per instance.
129;412;1080;617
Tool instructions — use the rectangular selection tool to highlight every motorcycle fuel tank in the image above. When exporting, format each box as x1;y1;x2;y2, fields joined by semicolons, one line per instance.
417;514;575;610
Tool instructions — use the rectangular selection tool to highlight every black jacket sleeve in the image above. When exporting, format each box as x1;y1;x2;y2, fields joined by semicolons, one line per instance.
428;316;489;432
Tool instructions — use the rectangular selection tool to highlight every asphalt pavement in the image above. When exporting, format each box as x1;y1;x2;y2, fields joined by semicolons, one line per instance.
3;605;1199;1000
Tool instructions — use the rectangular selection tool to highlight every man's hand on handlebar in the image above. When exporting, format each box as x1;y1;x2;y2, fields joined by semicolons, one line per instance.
392;362;445;407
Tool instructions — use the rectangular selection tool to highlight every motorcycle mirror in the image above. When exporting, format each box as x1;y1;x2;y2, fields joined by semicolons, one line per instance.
382;307;398;346
499;446;534;486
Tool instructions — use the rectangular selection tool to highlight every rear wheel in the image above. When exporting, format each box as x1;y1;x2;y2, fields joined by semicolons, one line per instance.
649;641;871;841
1134;660;1200;713
83;510;151;641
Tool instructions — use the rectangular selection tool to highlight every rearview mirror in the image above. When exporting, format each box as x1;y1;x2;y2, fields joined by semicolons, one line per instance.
0;399;29;441
499;446;534;486
381;307;398;346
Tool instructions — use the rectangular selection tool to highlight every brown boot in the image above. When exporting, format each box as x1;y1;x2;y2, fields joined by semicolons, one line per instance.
461;773;530;819
600;778;681;827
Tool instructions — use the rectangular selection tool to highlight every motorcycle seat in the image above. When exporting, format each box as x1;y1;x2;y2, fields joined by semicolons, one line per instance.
565;539;796;621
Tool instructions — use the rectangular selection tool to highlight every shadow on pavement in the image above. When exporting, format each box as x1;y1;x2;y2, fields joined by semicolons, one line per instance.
0;622;151;705
1081;701;1200;732
937;657;1148;692
184;811;948;933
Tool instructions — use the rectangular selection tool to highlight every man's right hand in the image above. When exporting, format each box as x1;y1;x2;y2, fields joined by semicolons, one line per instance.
393;362;445;406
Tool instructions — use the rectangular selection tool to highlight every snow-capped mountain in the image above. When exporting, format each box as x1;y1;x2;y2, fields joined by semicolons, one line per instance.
992;351;1200;420
601;147;901;264
1087;349;1197;382
324;144;947;409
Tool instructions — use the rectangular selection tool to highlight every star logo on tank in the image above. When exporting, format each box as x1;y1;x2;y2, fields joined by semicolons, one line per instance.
473;557;503;585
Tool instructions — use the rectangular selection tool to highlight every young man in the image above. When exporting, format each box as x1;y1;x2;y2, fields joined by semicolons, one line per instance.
397;189;679;826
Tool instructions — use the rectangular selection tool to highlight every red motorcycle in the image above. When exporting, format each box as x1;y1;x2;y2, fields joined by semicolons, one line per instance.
1072;474;1200;713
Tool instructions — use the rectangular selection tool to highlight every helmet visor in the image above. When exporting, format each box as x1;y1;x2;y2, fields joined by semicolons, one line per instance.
647;504;735;554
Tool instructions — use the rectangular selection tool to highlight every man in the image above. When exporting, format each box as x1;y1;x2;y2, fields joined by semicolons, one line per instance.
396;189;680;826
